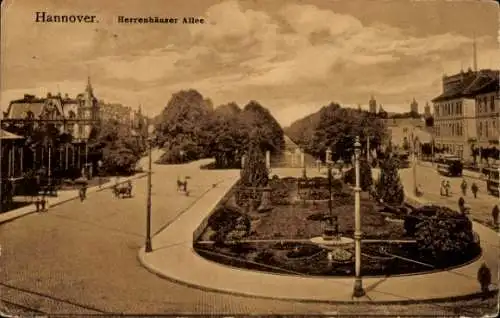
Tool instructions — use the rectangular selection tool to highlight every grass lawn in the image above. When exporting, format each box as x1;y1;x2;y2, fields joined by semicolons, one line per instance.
247;191;406;240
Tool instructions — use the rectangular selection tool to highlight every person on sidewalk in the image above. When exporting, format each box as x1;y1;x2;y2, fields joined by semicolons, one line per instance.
471;182;479;198
445;180;451;197
460;179;468;196
492;205;499;228
79;178;88;202
458;196;466;214
40;194;47;212
477;263;492;300
440;179;446;196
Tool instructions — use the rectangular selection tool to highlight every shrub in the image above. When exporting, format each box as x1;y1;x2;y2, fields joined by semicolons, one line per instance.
414;206;478;266
270;183;292;205
254;250;276;264
376;155;405;206
229;243;257;255
403;215;420;236
331;179;343;193
343;159;373;191
207;206;251;243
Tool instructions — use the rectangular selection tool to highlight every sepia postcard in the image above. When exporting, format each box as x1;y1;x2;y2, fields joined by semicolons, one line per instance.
0;0;499;316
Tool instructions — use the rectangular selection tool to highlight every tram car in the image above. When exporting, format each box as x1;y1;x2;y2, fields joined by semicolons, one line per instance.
436;156;463;177
484;166;500;195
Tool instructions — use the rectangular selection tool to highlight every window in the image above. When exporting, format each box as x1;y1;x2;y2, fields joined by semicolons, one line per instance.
485;122;489;138
68;110;76;119
479;122;483;137
491;95;496;112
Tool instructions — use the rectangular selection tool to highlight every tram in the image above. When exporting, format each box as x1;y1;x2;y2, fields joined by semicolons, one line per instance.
436;156;463;177
484;166;500;195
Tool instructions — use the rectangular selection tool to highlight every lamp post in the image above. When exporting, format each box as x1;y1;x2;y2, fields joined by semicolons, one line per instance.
353;136;365;298
411;130;418;196
322;147;338;240
145;124;155;253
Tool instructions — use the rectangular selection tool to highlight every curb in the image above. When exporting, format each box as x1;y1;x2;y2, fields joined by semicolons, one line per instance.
137;249;498;305
0;173;147;226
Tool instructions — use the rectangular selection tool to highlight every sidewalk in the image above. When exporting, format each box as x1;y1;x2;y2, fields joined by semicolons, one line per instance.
139;168;498;304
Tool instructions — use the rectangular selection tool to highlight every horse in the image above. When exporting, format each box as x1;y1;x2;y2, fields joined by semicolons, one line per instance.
113;182;132;198
176;176;190;192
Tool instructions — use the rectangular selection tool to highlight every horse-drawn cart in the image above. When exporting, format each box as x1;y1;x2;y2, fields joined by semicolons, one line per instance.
113;181;133;198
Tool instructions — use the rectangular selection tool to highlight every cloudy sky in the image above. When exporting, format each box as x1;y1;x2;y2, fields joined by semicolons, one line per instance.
1;0;499;126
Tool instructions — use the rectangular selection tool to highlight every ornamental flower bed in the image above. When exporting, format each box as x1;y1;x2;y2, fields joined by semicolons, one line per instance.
195;177;482;277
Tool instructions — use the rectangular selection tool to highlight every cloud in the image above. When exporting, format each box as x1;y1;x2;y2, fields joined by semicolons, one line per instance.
2;0;497;126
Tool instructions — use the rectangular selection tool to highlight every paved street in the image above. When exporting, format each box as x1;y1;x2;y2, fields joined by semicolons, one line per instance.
0;158;496;315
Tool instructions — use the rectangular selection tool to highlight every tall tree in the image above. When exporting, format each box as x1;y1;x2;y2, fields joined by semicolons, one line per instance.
376;154;405;206
240;129;269;187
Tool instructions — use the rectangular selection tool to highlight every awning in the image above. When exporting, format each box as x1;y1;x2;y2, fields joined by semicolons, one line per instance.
0;129;24;140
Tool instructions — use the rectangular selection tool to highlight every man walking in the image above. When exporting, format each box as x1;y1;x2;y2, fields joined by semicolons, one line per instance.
460;179;468;196
471;182;479;199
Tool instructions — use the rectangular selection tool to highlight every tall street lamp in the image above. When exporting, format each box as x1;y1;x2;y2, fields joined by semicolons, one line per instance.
145;124;155;253
353;136;365;298
411;129;418;196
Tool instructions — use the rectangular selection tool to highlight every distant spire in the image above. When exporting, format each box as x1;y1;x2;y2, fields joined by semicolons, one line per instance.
472;33;478;72
86;76;93;95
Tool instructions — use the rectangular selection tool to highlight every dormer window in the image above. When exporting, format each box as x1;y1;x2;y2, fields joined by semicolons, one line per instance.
68;110;76;119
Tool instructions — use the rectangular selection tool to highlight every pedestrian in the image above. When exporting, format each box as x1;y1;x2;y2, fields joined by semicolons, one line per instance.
460;179;468;196
458;196;465;214
492;205;499;228
471;182;479;198
445;180;451;197
477;263;492;299
440;180;445;196
40;194;47;212
79;178;88;202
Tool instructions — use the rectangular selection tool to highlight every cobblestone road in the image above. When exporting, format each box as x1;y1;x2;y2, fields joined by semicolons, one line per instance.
0;160;496;315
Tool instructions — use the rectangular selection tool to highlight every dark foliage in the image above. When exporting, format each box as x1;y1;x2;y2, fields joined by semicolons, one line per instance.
286;244;323;258
240;129;269;187
376;155;405;206
285;103;388;161
343;159;373;190
412;205;479;266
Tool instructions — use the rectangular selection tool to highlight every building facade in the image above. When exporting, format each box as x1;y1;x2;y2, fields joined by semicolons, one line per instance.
2;77;100;142
432;68;499;159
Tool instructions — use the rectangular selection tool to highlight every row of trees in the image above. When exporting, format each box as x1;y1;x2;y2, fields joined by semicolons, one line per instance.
154;90;285;168
285;103;389;162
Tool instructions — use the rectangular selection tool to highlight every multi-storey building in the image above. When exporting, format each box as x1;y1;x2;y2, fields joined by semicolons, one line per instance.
2;77;100;141
473;71;499;149
431;68;499;158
